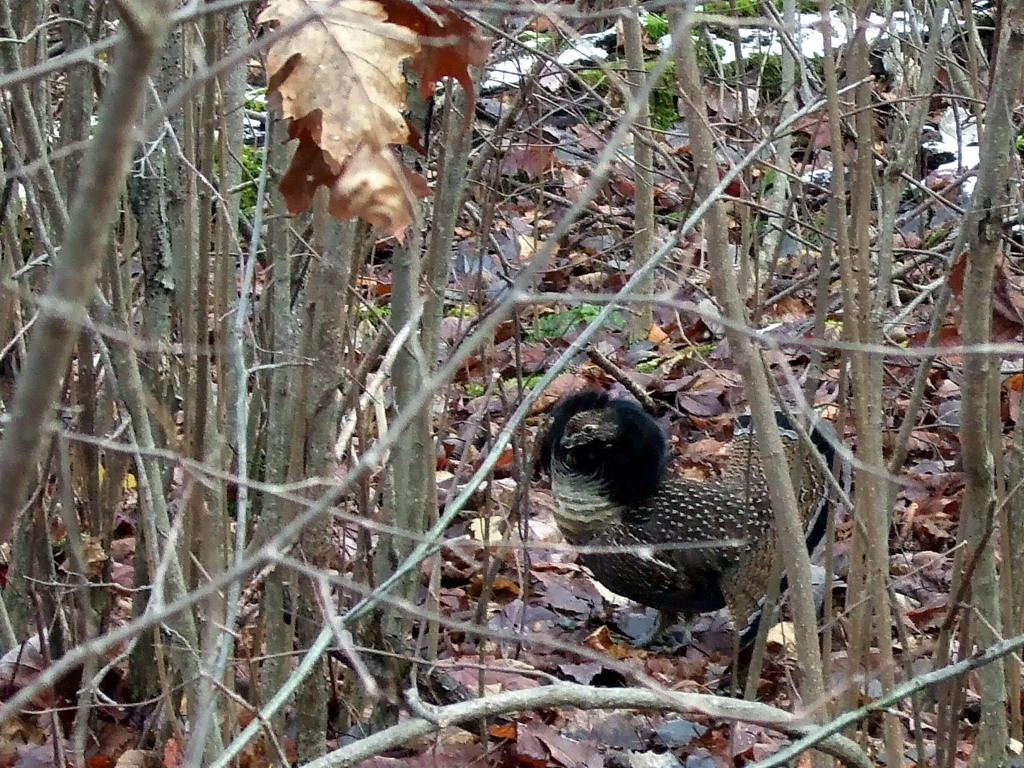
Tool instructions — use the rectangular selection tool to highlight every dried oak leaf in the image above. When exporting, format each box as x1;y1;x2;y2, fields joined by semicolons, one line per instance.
278;116;339;215
327;145;431;234
258;0;418;163
260;0;432;235
277;110;429;236
378;1;490;99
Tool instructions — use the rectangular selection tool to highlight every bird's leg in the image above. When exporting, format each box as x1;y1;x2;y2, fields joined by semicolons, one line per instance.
630;609;690;649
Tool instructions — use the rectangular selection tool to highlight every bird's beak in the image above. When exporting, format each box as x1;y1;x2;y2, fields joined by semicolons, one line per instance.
561;433;585;450
562;432;598;450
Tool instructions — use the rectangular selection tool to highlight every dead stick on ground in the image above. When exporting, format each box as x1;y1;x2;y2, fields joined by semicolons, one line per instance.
585;346;658;414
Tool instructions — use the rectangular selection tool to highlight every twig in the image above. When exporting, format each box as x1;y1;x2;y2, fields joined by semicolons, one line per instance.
584;345;658;414
0;0;178;542
755;631;1024;767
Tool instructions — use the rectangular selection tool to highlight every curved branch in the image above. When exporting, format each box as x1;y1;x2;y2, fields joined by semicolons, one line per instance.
303;682;871;768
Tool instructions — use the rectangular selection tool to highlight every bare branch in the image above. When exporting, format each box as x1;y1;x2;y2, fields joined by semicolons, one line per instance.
306;682;871;768
0;0;178;539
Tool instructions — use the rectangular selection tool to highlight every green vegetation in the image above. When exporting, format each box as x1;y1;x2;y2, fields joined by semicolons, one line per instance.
724;51;783;100
519;29;552;47
244;87;267;111
646;59;679;130
700;0;761;17
239;144;263;218
636;357;664;374
576;59;680;130
642;12;670;39
445;303;480;318
699;0;820;14
210;142;265;220
635;348;718;376
923;222;953;249
577;67;608;91
465;375;544;400
358;304;391;326
692;32;728;73
576;68;611;125
758;167;778;192
527;304;626;341
693;343;715;358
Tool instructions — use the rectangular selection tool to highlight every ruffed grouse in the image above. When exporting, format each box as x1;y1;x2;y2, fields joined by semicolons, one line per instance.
541;389;842;646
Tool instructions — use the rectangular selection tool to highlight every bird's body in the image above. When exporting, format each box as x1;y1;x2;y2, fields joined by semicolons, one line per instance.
541;389;840;645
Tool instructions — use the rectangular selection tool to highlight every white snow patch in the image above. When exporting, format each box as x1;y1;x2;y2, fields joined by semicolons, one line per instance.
483;28;611;93
659;10;915;65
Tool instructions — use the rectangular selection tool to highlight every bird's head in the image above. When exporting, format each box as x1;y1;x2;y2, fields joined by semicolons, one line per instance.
560;408;621;452
540;389;667;505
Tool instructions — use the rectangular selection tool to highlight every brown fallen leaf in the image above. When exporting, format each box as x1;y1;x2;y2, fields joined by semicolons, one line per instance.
582;625;632;660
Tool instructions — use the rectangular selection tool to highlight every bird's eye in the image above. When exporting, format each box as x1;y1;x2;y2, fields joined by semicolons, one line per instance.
580;423;598;437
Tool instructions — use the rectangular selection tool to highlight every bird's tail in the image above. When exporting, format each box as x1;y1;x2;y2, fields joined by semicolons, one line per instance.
726;409;850;647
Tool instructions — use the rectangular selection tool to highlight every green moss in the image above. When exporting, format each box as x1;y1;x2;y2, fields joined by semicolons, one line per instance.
578;60;680;129
577;51;685;130
758;167;778;192
691;32;728;72
519;30;552;47
20;223;32;262
526;304;625;341
239;144;264;218
700;0;761;16
650;93;677;129
576;68;611;124
245;87;267;111
467;375;544;400
445;303;479;318
210;143;265;220
642;12;670;39
923;223;953;249
358;304;391;326
0;209;32;260
700;0;820;14
723;51;783;100
577;67;609;91
636;357;664;374
645;59;680;130
649;63;678;130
